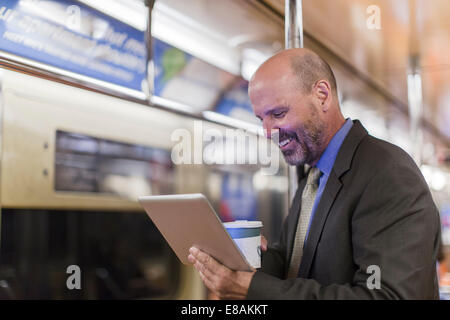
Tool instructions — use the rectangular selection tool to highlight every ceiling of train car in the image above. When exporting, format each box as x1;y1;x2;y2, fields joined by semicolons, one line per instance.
156;0;281;45
151;0;284;74
149;0;449;146
262;0;450;147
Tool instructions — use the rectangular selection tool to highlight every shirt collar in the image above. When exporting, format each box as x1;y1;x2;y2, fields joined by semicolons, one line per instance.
316;118;353;176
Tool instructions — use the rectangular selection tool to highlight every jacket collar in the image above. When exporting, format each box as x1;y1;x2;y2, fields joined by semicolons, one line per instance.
331;120;368;177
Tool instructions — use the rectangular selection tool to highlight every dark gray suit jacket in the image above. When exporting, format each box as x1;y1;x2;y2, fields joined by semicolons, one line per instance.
247;120;441;299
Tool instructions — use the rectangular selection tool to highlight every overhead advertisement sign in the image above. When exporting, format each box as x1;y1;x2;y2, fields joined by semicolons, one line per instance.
0;0;147;93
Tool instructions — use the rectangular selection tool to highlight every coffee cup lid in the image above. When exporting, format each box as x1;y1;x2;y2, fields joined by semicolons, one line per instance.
223;220;263;229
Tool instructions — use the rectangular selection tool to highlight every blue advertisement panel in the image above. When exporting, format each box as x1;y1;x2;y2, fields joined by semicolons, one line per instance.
0;0;147;91
215;79;253;117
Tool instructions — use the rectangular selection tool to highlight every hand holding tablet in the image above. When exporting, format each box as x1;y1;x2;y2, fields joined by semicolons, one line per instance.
138;194;262;271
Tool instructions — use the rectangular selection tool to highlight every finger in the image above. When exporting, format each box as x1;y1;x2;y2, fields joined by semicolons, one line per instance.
190;248;231;286
188;251;212;280
193;256;218;283
261;235;268;251
197;268;220;296
190;247;222;272
192;257;222;293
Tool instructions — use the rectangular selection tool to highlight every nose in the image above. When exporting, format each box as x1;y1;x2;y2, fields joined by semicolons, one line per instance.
262;118;279;141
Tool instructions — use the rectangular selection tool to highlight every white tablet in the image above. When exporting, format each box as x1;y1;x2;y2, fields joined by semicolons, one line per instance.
138;193;252;272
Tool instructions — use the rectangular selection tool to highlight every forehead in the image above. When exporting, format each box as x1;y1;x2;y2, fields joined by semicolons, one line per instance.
249;74;295;111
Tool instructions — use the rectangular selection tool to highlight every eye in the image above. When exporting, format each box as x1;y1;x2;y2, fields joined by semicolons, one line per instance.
273;110;286;118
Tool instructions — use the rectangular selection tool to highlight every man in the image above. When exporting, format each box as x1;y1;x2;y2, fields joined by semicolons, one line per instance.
188;48;441;299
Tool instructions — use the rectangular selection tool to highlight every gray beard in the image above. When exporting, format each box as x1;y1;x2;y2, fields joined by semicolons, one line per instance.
282;125;325;166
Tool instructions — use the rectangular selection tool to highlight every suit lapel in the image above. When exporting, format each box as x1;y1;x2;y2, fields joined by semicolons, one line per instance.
297;120;368;278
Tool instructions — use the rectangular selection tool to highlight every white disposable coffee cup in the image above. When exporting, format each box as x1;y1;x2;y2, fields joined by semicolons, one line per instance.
223;220;263;269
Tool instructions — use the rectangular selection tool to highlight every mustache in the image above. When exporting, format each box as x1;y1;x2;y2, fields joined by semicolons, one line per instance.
269;129;298;143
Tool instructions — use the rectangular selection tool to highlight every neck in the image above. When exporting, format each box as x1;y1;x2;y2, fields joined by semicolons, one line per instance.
309;112;346;167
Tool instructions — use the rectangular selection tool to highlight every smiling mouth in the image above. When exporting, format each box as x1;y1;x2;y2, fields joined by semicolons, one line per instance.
278;136;294;149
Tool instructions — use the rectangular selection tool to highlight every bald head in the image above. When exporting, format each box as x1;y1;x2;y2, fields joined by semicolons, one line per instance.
251;48;337;97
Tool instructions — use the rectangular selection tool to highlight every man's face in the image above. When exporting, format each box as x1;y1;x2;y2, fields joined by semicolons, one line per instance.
249;72;326;166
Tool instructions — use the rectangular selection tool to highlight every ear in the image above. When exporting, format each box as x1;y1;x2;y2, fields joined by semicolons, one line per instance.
313;80;332;111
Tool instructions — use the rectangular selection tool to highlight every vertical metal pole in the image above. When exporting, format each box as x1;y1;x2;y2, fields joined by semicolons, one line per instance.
407;0;423;166
144;0;156;102
285;0;303;203
407;55;424;165
285;0;304;49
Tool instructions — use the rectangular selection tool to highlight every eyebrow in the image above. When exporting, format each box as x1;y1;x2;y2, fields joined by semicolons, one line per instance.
258;105;289;119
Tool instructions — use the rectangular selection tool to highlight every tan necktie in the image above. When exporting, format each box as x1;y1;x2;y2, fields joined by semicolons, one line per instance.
287;166;322;278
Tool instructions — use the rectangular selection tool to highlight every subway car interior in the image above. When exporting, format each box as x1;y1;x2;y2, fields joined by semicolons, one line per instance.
0;0;449;300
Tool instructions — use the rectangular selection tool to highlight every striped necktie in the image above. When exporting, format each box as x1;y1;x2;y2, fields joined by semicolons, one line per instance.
287;166;322;279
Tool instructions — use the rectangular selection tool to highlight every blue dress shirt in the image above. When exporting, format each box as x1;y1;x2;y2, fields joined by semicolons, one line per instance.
304;118;353;242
